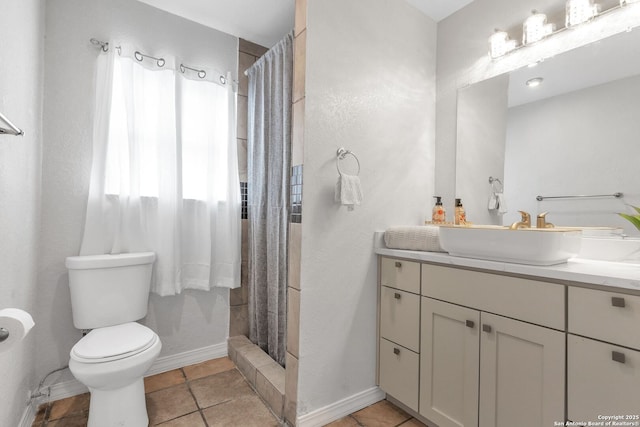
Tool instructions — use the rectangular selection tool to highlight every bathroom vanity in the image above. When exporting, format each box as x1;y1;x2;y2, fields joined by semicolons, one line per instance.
375;239;640;427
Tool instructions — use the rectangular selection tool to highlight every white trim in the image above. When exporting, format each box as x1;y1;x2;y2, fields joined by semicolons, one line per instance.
297;387;386;427
18;402;36;427
146;341;227;377
40;341;228;403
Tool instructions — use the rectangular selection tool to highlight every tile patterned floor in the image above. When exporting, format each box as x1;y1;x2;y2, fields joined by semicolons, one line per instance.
32;356;426;427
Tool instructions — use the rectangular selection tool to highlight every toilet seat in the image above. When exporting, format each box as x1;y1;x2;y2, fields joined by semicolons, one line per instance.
71;322;158;364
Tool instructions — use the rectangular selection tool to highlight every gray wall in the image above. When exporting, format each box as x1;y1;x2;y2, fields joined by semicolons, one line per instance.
298;0;437;416
0;1;44;425
37;0;238;387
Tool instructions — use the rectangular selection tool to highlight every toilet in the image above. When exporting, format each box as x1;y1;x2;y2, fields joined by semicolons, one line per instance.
65;252;161;427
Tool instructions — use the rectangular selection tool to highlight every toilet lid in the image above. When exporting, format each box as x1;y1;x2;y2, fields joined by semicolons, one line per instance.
71;322;157;363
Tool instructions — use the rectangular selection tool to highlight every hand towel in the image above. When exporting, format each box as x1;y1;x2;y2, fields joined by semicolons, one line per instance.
384;226;444;252
488;193;498;210
335;173;363;211
496;192;508;214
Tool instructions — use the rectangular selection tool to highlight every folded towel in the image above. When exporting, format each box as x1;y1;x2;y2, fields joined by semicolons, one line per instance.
335;173;363;211
496;192;508;214
384;226;445;252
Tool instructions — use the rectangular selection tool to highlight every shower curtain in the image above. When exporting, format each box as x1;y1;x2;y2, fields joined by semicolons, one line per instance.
246;32;293;366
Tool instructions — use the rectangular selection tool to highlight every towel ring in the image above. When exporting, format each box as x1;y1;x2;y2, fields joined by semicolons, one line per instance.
336;148;361;176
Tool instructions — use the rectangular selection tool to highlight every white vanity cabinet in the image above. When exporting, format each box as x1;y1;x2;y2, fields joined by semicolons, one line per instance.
420;264;565;427
567;287;640;422
378;258;421;411
378;258;566;427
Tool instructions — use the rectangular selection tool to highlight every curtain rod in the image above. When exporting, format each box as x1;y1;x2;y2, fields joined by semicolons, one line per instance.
89;38;236;84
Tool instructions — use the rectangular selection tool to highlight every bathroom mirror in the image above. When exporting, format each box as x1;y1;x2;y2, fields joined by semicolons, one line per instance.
456;28;640;235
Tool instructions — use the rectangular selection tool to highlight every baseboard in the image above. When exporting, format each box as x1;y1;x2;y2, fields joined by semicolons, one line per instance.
146;341;227;377
43;341;228;403
297;386;386;427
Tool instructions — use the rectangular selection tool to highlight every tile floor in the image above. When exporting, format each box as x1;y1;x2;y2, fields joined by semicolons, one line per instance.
32;356;426;427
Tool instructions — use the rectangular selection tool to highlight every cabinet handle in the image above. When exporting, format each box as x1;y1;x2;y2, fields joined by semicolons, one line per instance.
394;292;401;299
611;297;626;308
395;261;402;268
482;324;492;333
612;351;626;364
465;320;475;328
393;347;400;355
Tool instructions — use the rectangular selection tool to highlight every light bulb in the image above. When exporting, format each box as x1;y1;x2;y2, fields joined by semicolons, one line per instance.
566;0;599;27
489;30;517;59
526;77;544;87
523;10;554;45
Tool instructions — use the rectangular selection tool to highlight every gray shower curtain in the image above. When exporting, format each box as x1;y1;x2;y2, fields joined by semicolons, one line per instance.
246;32;293;366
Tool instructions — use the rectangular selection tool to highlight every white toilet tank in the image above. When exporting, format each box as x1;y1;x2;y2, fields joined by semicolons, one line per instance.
66;252;156;329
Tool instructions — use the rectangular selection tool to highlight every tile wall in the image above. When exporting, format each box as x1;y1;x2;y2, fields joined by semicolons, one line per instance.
285;0;307;424
229;39;268;337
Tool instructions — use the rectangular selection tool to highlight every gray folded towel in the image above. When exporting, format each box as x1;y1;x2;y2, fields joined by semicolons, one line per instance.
384;226;444;252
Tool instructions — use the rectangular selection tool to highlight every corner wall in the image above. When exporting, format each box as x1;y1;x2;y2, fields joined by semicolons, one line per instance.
297;0;436;418
0;0;44;425
38;0;238;389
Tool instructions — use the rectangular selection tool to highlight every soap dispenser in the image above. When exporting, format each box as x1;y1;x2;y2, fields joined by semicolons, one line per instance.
432;196;446;224
455;198;466;225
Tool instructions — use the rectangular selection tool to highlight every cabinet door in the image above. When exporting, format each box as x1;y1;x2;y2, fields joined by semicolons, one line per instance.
479;313;565;427
379;338;420;412
420;298;480;427
568;334;640;421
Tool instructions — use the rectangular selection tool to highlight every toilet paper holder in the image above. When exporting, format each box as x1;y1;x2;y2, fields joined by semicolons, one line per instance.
0;327;8;343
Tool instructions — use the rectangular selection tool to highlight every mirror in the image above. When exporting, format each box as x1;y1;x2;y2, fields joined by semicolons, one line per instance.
456;28;640;235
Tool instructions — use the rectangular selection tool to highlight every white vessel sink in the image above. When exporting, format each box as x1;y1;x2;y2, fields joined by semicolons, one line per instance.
439;225;582;266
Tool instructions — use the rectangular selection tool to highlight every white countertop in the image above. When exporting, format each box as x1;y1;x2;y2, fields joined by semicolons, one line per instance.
374;232;640;294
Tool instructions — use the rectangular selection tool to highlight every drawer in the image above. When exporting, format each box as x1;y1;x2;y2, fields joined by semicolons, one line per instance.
422;264;565;330
568;334;640;421
568;287;640;350
380;286;420;352
379;338;419;412
380;257;420;294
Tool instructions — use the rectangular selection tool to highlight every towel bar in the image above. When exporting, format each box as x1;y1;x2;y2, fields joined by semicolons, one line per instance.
0;112;24;136
536;192;623;201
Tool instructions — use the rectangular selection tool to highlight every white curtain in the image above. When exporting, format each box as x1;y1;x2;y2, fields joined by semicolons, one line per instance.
81;43;240;296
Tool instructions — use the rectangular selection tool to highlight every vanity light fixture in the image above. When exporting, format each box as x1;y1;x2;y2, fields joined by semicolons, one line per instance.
489;29;518;59
523;10;554;45
566;0;599;27
526;77;544;87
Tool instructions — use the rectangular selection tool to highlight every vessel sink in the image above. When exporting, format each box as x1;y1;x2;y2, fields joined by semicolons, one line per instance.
439;225;582;266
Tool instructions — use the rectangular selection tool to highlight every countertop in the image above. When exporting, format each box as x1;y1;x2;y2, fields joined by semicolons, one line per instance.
374;232;640;294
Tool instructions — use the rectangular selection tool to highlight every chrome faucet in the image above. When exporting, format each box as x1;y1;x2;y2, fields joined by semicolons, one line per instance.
509;211;531;229
536;212;554;228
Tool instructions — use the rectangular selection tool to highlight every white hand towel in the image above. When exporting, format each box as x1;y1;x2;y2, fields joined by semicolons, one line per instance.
335;173;363;211
488;193;498;210
496;192;508;214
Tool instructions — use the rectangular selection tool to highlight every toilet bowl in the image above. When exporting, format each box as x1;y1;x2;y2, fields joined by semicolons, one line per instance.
69;322;161;427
